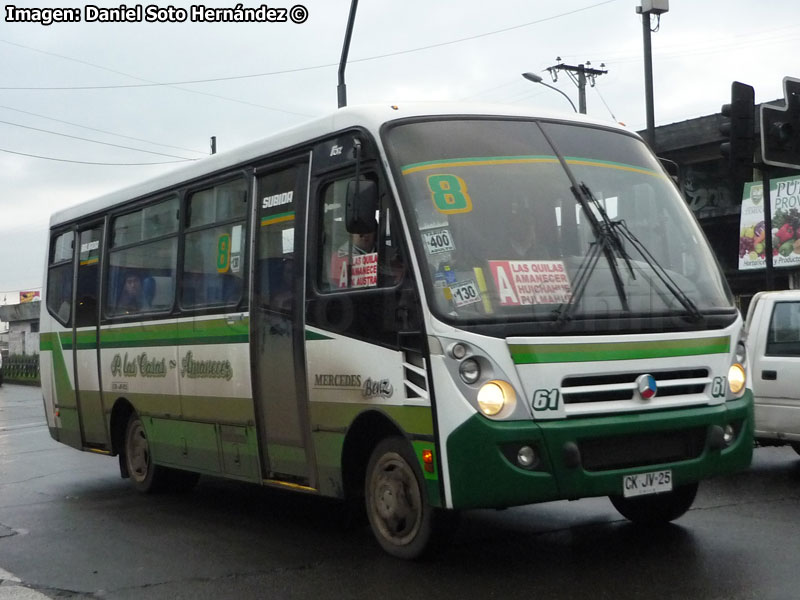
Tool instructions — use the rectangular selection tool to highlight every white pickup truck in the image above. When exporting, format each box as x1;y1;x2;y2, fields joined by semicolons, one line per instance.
745;290;800;453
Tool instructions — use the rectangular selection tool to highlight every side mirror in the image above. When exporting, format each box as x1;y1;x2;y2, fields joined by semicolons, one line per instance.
345;178;378;233
658;157;680;188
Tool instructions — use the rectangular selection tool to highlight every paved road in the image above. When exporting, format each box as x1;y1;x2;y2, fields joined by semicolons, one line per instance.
1;383;799;599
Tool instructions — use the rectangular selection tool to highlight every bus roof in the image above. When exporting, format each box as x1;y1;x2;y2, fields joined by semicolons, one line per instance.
49;102;628;228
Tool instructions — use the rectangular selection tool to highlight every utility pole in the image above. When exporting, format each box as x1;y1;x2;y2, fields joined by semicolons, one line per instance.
337;0;359;108
544;59;607;114
636;0;670;149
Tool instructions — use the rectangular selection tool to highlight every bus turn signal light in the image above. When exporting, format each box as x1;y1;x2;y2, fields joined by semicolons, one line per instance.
422;449;434;473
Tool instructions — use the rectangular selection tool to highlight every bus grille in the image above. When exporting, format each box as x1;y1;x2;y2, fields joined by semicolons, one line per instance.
561;368;710;404
579;427;707;471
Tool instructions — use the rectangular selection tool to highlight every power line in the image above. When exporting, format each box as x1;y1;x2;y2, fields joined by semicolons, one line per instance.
558;26;800;66
0;104;207;155
0;40;316;118
0;147;194;166
0;0;623;91
0;119;198;160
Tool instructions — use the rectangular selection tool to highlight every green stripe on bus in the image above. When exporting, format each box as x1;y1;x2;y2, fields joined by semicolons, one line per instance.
92;318;250;349
311;402;434;437
400;156;662;178
40;333;55;352
59;331;74;350
261;211;295;227
41;332;78;413
57;330;96;351
562;156;662;178
509;336;730;364
305;330;333;341
401;155;558;174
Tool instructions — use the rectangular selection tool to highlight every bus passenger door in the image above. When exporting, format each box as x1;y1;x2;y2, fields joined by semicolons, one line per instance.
251;158;315;485
73;223;108;447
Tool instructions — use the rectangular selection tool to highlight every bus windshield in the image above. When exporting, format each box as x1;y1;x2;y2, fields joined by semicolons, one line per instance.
384;118;734;326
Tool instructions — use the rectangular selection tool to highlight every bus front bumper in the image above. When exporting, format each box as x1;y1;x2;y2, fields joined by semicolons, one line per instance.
445;392;753;509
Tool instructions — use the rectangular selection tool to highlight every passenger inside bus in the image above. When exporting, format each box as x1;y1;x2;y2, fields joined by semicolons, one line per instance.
350;230;377;255
117;273;143;313
329;229;378;289
504;198;558;259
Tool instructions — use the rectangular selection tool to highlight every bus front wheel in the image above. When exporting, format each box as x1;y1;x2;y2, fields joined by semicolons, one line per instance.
365;437;434;559
609;482;699;524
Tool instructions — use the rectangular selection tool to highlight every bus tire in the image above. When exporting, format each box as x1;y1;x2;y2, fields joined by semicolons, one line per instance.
609;482;699;525
123;413;166;493
365;436;433;559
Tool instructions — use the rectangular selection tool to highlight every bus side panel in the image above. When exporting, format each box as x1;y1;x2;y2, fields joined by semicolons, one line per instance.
429;354;540;510
305;328;437;501
74;327;106;445
100;321;182;419
40;335;56;430
176;316;253;425
309;401;437;498
175;315;259;480
39;330;82;449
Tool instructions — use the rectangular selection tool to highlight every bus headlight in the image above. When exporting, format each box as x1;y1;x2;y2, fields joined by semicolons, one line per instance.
477;380;516;417
459;358;481;384
728;363;746;395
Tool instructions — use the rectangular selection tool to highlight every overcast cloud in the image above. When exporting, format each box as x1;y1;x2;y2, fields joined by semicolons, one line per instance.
1;0;797;303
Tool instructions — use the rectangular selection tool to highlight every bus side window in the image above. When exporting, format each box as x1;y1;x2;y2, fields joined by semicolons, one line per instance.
46;230;75;326
181;180;248;310
317;176;403;292
106;197;179;318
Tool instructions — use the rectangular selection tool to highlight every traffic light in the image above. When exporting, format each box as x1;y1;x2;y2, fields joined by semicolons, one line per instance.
761;77;800;169
719;81;755;182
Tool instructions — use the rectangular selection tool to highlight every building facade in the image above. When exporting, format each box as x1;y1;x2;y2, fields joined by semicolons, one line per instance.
0;301;41;356
646;103;800;313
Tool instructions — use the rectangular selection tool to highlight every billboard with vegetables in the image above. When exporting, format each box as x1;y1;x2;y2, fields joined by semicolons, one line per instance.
738;175;800;270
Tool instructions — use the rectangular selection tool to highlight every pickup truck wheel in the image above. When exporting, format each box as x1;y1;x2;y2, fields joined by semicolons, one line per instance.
609;482;698;524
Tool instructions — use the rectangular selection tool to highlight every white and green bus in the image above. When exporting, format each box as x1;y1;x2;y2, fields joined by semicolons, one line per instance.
41;103;753;558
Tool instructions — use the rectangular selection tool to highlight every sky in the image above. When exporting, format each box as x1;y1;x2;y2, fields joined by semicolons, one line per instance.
0;0;798;308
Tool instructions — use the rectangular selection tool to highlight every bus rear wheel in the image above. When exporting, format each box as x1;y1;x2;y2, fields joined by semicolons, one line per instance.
609;482;699;524
123;414;199;493
124;413;165;493
365;437;433;559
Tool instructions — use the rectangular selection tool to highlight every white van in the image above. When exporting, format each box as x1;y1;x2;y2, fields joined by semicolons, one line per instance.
745;290;800;453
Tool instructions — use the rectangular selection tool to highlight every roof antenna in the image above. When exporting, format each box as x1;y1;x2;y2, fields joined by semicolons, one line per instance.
337;0;359;108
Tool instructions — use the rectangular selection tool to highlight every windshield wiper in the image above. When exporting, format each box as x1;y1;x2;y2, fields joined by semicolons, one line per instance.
559;182;703;321
556;182;703;326
610;217;704;322
554;183;632;326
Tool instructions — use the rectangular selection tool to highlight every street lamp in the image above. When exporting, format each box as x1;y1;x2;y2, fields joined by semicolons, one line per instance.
521;72;577;113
